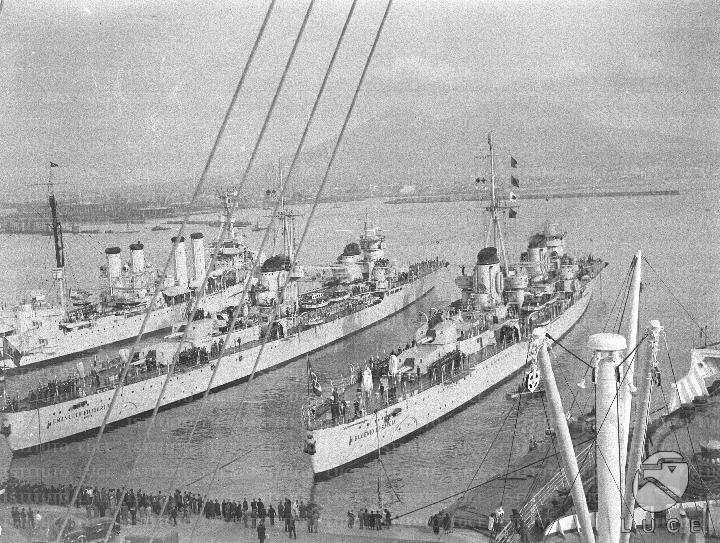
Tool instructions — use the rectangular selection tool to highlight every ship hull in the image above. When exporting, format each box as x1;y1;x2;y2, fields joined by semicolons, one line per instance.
307;275;600;478
3;268;448;451
3;284;247;370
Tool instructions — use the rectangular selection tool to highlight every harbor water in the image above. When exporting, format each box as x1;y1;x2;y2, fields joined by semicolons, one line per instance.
0;191;718;525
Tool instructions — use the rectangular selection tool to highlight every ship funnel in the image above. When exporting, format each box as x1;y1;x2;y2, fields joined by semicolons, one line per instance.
473;247;503;307
130;242;145;274
105;247;122;281
190;233;206;283
171;236;188;287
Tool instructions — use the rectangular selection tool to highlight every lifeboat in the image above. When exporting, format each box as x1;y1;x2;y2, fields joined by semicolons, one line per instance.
299;292;329;310
328;289;350;303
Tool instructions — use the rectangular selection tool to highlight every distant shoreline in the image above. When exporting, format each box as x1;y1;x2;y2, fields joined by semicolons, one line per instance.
385;189;680;205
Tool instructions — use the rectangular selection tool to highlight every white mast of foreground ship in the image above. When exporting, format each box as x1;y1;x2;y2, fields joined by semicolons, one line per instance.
541;253;644;543
618;251;642;493
535;330;596;543
621;320;663;543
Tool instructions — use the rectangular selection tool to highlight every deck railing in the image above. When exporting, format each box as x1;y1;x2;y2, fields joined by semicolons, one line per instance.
494;443;595;543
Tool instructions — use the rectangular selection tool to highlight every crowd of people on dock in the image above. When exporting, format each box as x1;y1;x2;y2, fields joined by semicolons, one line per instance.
429;511;454;535
345;508;392;530
1;478;414;541
0;478;324;537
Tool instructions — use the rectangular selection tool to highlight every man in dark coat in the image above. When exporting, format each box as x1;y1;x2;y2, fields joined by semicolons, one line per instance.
257;519;267;542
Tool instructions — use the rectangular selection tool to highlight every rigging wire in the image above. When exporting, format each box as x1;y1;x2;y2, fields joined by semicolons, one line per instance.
293;0;393;257
545;335;593;369
379;455;403;505
53;0;280;540
540;448;598;536
551;347;584;418
141;1;388;540
538;382;564;475
461;402;517;497
500;389;523;507
643;256;703;332
593;443;648;543
110;0;317;533
391;436;597;521
592;336;647;435
613;257;636;334
658;334;717;532
117;4;339;543
103;7;305;536
602;260;633;333
185;5;396;539
656;381;720;523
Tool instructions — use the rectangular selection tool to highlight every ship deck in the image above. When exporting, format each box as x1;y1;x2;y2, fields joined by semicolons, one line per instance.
2;262;448;414
304;325;521;432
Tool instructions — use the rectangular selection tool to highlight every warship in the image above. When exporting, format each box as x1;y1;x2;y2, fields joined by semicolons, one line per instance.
0;187;256;370
456;254;716;543
302;137;607;478
0;195;447;451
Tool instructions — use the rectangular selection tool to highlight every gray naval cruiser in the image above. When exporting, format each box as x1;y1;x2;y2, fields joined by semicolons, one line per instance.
302;138;606;478
0;201;448;451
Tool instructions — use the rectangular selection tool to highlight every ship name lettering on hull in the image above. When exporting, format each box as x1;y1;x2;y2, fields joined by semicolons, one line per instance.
348;417;398;445
47;403;109;429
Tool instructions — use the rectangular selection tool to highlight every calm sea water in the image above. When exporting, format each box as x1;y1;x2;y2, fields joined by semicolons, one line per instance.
1;192;718;524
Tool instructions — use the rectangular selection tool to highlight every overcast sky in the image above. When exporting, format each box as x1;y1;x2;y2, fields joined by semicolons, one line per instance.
0;0;717;199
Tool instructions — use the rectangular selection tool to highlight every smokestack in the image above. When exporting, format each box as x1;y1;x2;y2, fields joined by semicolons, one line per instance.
171;236;188;287
190;233;206;283
130;242;145;274
105;247;122;281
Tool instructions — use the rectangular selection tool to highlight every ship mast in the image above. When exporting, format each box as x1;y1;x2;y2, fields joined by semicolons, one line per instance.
274;161;300;315
278;163;296;264
47;165;67;314
484;134;510;270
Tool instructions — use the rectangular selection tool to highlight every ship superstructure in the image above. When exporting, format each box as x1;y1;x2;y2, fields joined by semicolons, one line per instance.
302;137;607;477
0;201;449;450
0;189;257;370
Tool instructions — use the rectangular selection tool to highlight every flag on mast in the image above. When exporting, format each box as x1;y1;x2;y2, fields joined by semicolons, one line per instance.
511;175;520;188
50;162;59;168
509;208;518;219
309;366;322;397
510;157;518;168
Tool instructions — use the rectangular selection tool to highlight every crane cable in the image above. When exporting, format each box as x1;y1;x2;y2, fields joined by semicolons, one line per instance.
186;4;396;541
54;0;280;541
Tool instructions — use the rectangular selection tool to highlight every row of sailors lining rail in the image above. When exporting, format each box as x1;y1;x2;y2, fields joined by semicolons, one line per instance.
304;317;525;431
305;345;473;430
2;478;319;532
1;336;238;412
